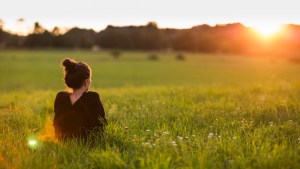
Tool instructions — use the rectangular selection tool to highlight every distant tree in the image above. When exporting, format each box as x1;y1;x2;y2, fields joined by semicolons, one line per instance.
24;31;53;47
33;22;45;34
62;28;96;48
0;20;10;48
0;19;3;30
6;35;23;47
146;21;158;29
51;27;63;47
96;22;168;50
96;26;134;49
0;19;23;48
173;30;200;52
52;26;60;36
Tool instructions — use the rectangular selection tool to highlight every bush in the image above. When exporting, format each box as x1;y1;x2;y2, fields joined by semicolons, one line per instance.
111;49;121;59
176;53;185;61
148;53;159;61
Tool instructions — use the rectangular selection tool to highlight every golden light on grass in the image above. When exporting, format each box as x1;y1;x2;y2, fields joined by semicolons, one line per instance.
0;155;4;163
39;116;59;143
27;117;59;150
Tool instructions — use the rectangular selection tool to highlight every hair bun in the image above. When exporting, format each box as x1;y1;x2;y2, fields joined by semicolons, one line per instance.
62;58;77;72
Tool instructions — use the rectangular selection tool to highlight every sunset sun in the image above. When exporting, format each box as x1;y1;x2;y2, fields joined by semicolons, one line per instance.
251;23;283;38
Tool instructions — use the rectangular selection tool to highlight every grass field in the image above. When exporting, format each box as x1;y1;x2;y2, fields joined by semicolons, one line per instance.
0;50;300;169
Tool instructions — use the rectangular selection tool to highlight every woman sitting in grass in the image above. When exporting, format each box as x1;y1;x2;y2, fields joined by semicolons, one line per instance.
53;58;107;139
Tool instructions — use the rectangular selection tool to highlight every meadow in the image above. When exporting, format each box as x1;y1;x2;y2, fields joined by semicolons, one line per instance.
0;49;300;169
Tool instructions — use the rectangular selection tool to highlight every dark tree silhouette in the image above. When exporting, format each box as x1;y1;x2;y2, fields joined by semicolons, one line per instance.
52;27;61;36
62;27;96;48
1;21;300;56
0;19;3;30
33;22;45;34
24;31;53;47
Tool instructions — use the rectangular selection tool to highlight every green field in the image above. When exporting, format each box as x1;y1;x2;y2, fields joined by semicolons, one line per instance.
1;50;300;169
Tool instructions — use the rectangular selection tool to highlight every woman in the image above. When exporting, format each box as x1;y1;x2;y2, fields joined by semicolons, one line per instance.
53;58;107;139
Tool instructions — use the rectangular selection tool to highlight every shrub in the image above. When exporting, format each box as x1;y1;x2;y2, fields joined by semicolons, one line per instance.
148;53;159;61
176;53;185;61
111;49;121;59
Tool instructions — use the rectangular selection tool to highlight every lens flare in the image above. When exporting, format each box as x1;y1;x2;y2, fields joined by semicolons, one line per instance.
28;139;38;149
28;140;37;146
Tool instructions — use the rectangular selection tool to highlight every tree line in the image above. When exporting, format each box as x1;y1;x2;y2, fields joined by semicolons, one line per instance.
1;21;300;56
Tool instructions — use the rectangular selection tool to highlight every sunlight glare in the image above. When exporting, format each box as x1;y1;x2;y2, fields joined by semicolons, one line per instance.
252;23;282;38
28;139;37;146
28;139;38;149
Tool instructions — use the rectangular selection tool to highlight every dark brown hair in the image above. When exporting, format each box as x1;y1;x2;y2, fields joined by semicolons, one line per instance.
62;58;91;89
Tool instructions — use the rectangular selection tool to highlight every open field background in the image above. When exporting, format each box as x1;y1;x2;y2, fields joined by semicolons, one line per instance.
1;50;300;168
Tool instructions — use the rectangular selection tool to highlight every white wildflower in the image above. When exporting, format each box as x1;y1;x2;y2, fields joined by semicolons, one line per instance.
163;131;169;135
208;133;214;138
143;142;150;146
171;141;177;146
177;136;183;140
269;122;274;127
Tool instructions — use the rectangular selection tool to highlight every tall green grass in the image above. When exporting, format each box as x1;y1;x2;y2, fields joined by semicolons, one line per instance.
0;50;300;168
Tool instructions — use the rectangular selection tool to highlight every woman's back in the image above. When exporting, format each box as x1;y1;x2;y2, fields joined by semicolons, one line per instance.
53;91;107;138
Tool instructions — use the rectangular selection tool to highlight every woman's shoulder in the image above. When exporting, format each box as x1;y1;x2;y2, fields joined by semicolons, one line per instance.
55;91;70;99
86;91;100;97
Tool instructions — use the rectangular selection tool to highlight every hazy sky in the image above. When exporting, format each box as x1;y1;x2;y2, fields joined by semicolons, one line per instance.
1;0;299;34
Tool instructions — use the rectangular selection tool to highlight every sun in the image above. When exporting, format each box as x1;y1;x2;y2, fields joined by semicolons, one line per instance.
251;23;283;39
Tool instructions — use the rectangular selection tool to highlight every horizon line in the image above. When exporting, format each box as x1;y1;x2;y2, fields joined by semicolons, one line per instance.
2;21;300;36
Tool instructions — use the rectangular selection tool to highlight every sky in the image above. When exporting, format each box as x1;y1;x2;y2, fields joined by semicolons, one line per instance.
1;0;299;35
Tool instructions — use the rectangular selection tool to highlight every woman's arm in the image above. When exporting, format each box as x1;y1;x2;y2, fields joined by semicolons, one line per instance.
53;92;64;137
94;92;108;126
53;92;64;126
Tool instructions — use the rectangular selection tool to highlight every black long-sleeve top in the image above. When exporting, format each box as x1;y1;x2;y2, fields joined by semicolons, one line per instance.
53;91;107;138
